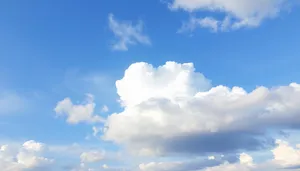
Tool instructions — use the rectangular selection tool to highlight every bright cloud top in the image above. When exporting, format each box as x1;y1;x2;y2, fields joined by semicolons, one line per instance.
103;61;300;156
0;140;53;171
169;0;290;32
108;13;151;51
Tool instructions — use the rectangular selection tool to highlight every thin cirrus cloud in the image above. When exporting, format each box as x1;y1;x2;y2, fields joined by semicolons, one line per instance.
108;13;151;51
0;91;28;115
169;0;292;32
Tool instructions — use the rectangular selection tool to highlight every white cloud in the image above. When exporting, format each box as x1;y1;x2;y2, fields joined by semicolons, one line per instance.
169;0;291;32
139;161;183;171
103;61;300;156
239;153;253;165
139;141;300;171
178;16;233;32
92;126;102;138
108;13;151;51
80;150;105;163
0;140;53;171
272;139;300;167
208;156;215;160
102;164;109;169
101;105;109;113
54;94;104;124
138;153;240;171
178;16;220;33
203;159;253;171
139;158;225;171
203;140;300;171
22;140;45;152
115;61;211;107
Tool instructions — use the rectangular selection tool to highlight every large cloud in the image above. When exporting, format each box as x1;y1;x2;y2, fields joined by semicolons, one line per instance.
103;61;300;156
168;0;292;32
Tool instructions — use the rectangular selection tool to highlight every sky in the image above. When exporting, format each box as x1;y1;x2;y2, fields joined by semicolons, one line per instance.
1;0;300;170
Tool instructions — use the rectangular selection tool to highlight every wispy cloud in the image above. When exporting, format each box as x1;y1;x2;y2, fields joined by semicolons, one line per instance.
0;91;27;115
178;16;220;33
170;0;292;32
108;13;151;51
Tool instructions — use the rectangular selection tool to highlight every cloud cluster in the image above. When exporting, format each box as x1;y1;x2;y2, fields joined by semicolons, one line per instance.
54;94;104;124
0;140;53;171
103;61;300;156
139;156;230;171
108;13;151;51
169;0;291;32
139;139;300;171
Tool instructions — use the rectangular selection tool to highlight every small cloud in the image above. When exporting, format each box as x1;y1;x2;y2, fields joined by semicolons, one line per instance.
22;140;45;152
178;16;220;33
108;13;151;51
102;164;109;169
208;156;215;160
101;105;109;113
80;150;105;163
54;94;104;124
85;135;91;141
92;126;101;137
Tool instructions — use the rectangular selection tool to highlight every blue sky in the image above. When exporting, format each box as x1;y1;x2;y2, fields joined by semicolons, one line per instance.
1;0;300;171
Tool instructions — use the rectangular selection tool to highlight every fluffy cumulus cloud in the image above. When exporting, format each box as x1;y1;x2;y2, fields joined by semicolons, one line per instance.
80;150;105;163
108;13;151;51
0;140;53;171
204;140;300;171
102;61;300;156
169;0;292;32
272;139;300;167
54;94;104;124
22;140;45;152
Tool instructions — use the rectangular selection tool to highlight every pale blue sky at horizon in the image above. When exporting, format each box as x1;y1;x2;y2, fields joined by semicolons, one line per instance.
1;0;300;171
